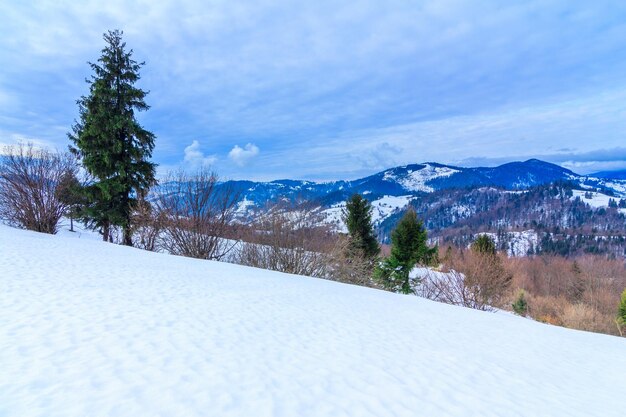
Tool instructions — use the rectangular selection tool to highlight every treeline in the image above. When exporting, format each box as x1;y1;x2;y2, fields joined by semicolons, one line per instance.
378;182;626;257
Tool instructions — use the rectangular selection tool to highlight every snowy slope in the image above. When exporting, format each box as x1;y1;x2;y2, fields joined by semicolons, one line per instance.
1;225;625;417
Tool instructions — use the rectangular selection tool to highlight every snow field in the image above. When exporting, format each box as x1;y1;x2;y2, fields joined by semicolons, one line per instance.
1;225;625;417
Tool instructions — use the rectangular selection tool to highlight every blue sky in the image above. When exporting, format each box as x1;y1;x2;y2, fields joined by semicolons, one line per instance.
1;0;626;181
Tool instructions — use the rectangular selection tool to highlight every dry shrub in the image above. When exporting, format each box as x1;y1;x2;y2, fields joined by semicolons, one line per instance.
131;192;165;251
507;254;626;335
559;304;603;333
327;235;378;287
428;246;512;311
154;169;239;260
236;203;335;277
0;143;76;234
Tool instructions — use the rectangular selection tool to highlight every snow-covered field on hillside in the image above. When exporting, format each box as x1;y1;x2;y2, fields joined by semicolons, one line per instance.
1;225;625;417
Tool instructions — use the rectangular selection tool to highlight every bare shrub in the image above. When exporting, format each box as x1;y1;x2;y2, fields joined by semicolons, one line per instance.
130;191;165;251
526;294;568;326
326;235;378;287
422;247;512;311
155;169;239;260
559;304;603;333
236;203;335;277
0;143;76;234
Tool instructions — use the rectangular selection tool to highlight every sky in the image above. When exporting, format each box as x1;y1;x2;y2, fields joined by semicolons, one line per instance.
1;0;626;181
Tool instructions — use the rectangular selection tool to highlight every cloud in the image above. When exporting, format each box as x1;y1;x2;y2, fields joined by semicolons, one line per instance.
3;2;626;180
228;143;260;167
183;140;217;168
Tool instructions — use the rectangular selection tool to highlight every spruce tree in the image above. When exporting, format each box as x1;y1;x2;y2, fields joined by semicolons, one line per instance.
472;234;497;256
55;170;86;232
375;209;437;294
618;288;626;328
342;194;380;259
69;30;156;245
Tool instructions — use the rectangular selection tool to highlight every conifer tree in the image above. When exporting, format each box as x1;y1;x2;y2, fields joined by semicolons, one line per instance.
342;194;380;259
617;288;626;336
69;30;156;245
375;209;437;294
472;234;497;256
55;170;86;232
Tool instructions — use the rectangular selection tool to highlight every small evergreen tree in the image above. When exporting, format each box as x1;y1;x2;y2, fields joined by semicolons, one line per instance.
375;209;437;294
342;194;380;259
512;289;528;316
69;29;156;245
55;170;86;232
472;234;497;256
617;288;626;336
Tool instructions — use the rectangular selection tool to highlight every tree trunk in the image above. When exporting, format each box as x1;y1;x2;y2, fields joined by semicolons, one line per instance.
123;226;133;246
103;222;110;242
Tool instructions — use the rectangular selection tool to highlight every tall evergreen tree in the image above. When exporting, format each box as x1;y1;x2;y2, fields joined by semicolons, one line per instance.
342;194;380;259
375;209;437;294
69;30;156;245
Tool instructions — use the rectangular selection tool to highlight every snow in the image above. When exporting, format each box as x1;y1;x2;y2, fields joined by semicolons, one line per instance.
383;164;459;192
571;189;616;208
1;225;626;417
321;195;413;232
481;230;539;257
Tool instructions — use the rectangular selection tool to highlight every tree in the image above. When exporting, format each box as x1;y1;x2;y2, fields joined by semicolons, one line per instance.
375;209;437;294
472;234;497;255
0;143;76;234
512;289;528;316
69;29;156;245
342;194;380;259
617;288;626;337
55;170;86;232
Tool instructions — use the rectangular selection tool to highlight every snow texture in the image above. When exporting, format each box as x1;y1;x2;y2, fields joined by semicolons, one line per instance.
383;164;459;192
1;225;625;417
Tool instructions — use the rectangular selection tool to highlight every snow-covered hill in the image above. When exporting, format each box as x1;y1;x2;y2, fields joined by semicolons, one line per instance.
1;225;625;417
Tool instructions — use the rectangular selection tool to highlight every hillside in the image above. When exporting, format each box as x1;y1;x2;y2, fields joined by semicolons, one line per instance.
1;225;625;416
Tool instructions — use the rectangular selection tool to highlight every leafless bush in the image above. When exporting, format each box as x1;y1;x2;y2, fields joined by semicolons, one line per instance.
506;254;626;335
325;235;378;287
0;143;76;234
131;192;165;251
154;169;239;260
236;203;335;277
420;247;512;311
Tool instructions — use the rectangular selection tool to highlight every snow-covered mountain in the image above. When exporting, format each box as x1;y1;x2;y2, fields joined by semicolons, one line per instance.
220;159;626;227
1;224;625;416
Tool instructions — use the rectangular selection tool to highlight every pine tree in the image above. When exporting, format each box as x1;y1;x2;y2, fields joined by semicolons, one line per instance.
472;234;497;256
512;289;528;316
55;170;86;232
69;29;156;245
617;288;626;336
342;194;380;259
375;209;437;294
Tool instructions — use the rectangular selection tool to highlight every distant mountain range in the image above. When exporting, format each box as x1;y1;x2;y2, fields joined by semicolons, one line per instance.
222;159;626;217
212;159;626;257
592;169;626;180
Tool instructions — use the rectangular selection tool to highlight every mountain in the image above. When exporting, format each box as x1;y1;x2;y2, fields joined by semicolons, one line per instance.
220;159;626;218
592;169;626;180
2;224;625;416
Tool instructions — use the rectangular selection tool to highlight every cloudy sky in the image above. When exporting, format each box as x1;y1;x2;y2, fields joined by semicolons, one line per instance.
1;0;626;180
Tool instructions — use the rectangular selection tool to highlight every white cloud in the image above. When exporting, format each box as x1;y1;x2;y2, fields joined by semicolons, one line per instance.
228;143;260;167
183;140;217;168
